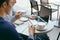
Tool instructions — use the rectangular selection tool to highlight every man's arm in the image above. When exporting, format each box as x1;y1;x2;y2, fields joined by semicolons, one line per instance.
7;23;33;40
29;25;35;40
6;24;24;40
10;12;22;23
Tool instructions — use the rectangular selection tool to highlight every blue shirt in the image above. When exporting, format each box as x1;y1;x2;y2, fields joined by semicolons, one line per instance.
0;17;32;40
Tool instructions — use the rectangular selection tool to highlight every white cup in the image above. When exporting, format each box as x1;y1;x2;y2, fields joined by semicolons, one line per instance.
35;22;47;31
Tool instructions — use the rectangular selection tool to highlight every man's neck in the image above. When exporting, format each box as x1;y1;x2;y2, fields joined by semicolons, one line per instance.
0;9;6;18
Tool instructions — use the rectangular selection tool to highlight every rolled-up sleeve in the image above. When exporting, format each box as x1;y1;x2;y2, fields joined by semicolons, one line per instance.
10;16;16;23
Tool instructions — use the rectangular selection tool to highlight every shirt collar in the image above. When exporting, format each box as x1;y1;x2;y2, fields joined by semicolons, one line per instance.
0;17;5;23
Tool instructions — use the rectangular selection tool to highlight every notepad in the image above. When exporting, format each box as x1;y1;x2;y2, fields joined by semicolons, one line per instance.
14;20;24;25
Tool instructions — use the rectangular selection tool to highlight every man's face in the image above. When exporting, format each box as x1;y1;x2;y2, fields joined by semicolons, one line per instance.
13;0;16;5
5;0;14;14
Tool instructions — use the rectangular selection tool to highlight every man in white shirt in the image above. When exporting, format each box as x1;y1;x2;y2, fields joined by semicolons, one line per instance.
4;0;22;23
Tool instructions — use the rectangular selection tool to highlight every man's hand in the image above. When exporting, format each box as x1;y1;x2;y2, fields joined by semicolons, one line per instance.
14;12;22;19
29;25;35;36
28;15;37;20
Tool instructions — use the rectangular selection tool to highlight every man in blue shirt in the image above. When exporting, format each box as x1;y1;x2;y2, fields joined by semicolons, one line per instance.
0;0;35;40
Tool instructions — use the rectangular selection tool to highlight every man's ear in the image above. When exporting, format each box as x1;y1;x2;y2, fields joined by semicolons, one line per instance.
2;2;7;9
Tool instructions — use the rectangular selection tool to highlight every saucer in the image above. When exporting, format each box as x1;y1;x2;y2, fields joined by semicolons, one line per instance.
35;22;47;31
19;17;28;22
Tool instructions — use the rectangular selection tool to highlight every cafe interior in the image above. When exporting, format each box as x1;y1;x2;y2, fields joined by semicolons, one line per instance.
12;0;60;40
0;0;60;40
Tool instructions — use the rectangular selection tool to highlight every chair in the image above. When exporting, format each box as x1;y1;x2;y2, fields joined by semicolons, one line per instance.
57;32;60;40
40;0;52;21
30;0;39;14
30;0;52;22
40;0;51;8
39;5;52;22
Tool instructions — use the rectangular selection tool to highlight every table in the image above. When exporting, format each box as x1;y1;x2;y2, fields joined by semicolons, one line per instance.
35;20;54;33
15;19;54;36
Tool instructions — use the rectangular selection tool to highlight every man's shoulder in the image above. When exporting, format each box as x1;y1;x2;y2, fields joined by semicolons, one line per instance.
0;19;15;29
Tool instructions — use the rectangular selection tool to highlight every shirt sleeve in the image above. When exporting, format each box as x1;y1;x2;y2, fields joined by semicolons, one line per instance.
7;23;33;40
28;35;34;40
6;23;24;40
10;16;16;23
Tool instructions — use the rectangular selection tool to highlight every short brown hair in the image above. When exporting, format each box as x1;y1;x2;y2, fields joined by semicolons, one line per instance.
0;0;9;7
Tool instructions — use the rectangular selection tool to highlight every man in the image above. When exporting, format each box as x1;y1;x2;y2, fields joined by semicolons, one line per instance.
0;0;35;40
4;0;22;23
4;0;35;40
4;0;37;23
